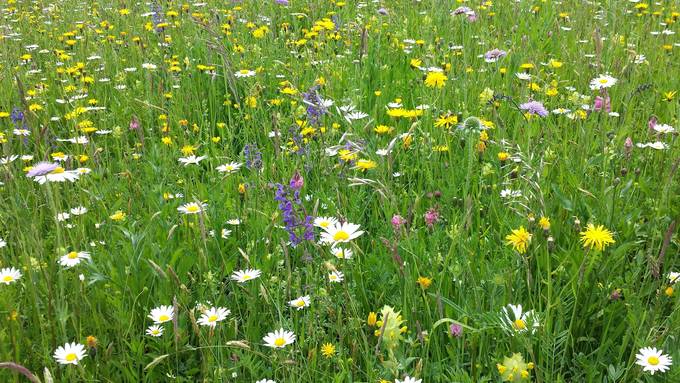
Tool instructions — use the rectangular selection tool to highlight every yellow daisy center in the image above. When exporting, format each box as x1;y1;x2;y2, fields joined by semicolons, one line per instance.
295;300;305;307
333;230;350;241
186;205;199;213
320;221;329;228
65;353;77;362
242;274;251;280
330;275;337;280
599;78;608;84
159;314;170;322
513;319;527;330
51;167;65;174
274;337;286;347
208;315;218;322
648;356;659;365
3;276;13;282
67;251;78;259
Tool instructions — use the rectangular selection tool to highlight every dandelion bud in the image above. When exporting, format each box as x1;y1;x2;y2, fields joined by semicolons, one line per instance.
634;168;641;176
621;167;628;176
613;177;620;186
547;236;555;251
665;286;674;297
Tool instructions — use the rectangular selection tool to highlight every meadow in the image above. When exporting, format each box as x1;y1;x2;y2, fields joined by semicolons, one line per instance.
0;0;679;382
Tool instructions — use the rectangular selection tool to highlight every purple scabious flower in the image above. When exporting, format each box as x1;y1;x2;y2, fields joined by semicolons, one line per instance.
275;0;289;5
274;173;314;247
484;48;507;63
450;323;463;337
377;7;388;15
519;101;549;117
27;162;58;177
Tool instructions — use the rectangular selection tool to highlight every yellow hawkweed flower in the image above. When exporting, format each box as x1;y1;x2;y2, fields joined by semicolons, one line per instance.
320;343;336;358
579;224;615;251
506;226;532;254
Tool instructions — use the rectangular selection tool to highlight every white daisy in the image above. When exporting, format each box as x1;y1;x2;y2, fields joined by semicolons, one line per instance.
231;268;261;283
668;272;679;285
0;238;6;248
221;228;232;239
395;377;422;383
70;206;88;215
263;328;296;348
53;342;87;365
653;124;675;134
589;74;618;90
226;218;241;225
635;347;672;375
256;380;276;383
146;325;164;337
178;155;207;166
320;222;364;245
32;167;80;184
500;304;539;335
328;271;344;283
515;72;531;81
197;307;231;327
58;251;91;268
216;162;242;174
288;295;311;310
234;69;256;78
56;212;70;221
314;216;338;230
148;305;174;324
0;267;21;285
178;202;207;215
331;247;353;260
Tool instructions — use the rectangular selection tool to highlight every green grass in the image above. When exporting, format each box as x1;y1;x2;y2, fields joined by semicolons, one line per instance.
0;0;679;382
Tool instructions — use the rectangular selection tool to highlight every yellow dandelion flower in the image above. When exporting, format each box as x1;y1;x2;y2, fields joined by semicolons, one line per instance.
579;224;615;251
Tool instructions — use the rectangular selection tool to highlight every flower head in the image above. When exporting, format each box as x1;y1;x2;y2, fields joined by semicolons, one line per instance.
54;342;87;365
148;305;174;324
635;347;672;375
506;226;532;254
519;101;548;117
579;224;615;251
231;268;262;283
146;325;164;337
0;267;22;285
197;307;230;327
320;222;364;245
263;328;296;348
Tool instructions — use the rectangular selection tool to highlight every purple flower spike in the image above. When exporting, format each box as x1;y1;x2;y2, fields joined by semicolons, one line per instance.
519;101;549;117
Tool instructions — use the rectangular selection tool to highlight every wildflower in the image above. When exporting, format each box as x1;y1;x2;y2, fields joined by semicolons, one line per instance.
263;328;296;348
29;165;80;184
314;216;338;230
668;272;679;285
321;343;336;358
320;222;364;245
593;95;611;112
449;323;463;337
178;155;206;166
424;71;447;88
375;305;405;349
216;162;242;174
148;305;174;324
395;377;421;383
331;247;353;260
497;353;533;382
109;211;126;221
579;224;615;251
484;48;507;63
231;269;261;283
54;342;87;365
635;347;672;375
178;202;207;215
354;159;377;171
417;276;432;289
234;69;256;78
0;267;22;285
538;217;551;231
391;215;406;230
424;208;440;227
288;295;311;310
274;181;314;246
500;304;539;334
70;206;88;215
58;251;91;268
328;271;344;282
589;74;618;90
519;101;549;117
505;226;532;254
146;325;164;337
364;312;377;328
197;307;231;327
